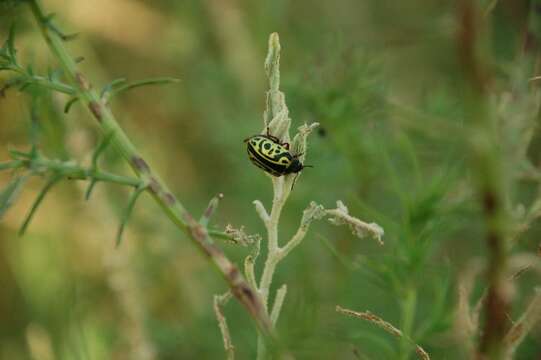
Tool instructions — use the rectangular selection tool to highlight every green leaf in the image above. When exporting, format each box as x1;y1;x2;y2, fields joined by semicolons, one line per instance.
63;96;79;113
47;67;63;82
19;174;63;236
92;131;115;167
100;78;126;98
84;179;98;201
103;77;180;102
116;184;146;247
0;160;23;171
8;148;32;160
0;175;28;219
7;24;16;62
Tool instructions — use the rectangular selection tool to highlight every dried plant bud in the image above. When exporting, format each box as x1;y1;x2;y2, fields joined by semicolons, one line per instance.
262;32;291;144
267;106;291;143
224;224;261;246
326;201;384;245
292;122;320;159
301;201;326;227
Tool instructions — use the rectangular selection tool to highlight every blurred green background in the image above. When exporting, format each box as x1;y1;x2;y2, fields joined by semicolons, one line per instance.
1;0;540;359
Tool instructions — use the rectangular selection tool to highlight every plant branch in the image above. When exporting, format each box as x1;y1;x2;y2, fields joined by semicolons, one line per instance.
1;154;142;188
27;0;272;337
214;292;235;360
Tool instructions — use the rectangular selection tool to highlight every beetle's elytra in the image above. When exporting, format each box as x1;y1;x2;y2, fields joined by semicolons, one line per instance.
244;134;305;177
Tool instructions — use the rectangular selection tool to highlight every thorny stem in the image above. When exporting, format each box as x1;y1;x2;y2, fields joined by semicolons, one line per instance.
27;0;272;338
3;155;141;188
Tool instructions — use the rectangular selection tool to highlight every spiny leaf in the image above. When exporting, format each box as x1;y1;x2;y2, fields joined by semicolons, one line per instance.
47;67;63;82
43;15;78;42
43;12;56;23
8;148;32;160
18;80;31;92
18;174;63;236
91;131;115;167
84;132;115;200
63;96;79;113
0;175;28;219
200;193;223;227
116;184;146;247
84;179;98;201
7;24;16;63
100;78;126;98
0;160;23;171
103;77;180;102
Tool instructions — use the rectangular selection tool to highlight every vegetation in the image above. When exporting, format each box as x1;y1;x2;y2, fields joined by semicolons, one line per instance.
1;1;540;359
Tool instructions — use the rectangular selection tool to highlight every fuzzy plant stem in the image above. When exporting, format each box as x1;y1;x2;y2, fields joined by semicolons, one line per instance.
255;178;290;360
26;0;272;337
258;178;291;308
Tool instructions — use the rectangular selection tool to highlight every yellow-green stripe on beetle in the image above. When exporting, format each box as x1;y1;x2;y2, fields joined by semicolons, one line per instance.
244;134;307;177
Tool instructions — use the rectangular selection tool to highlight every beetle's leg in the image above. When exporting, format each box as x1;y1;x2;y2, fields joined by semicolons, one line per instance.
290;173;300;191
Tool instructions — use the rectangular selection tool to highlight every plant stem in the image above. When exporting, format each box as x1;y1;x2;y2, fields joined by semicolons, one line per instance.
399;287;417;360
256;178;290;360
27;0;272;337
36;157;141;187
457;2;509;358
258;177;290;308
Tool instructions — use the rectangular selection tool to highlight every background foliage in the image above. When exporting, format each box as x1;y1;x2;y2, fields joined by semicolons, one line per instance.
0;0;540;359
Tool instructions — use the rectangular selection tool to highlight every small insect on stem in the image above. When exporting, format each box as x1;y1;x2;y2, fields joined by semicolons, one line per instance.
244;133;310;178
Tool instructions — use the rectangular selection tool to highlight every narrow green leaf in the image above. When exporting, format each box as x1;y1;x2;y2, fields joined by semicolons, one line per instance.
116;184;146;247
19;174;63;235
44;13;56;22
84;179;98;201
0;175;28;219
0;48;8;61
8;149;32;159
0;160;24;171
47;67;63;81
7;24;16;62
91;131;115;167
60;32;79;42
100;78;126;98
104;77;180;101
64;96;79;113
18;80;31;92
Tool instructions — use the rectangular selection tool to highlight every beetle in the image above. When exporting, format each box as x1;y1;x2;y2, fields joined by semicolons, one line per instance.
243;134;307;177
